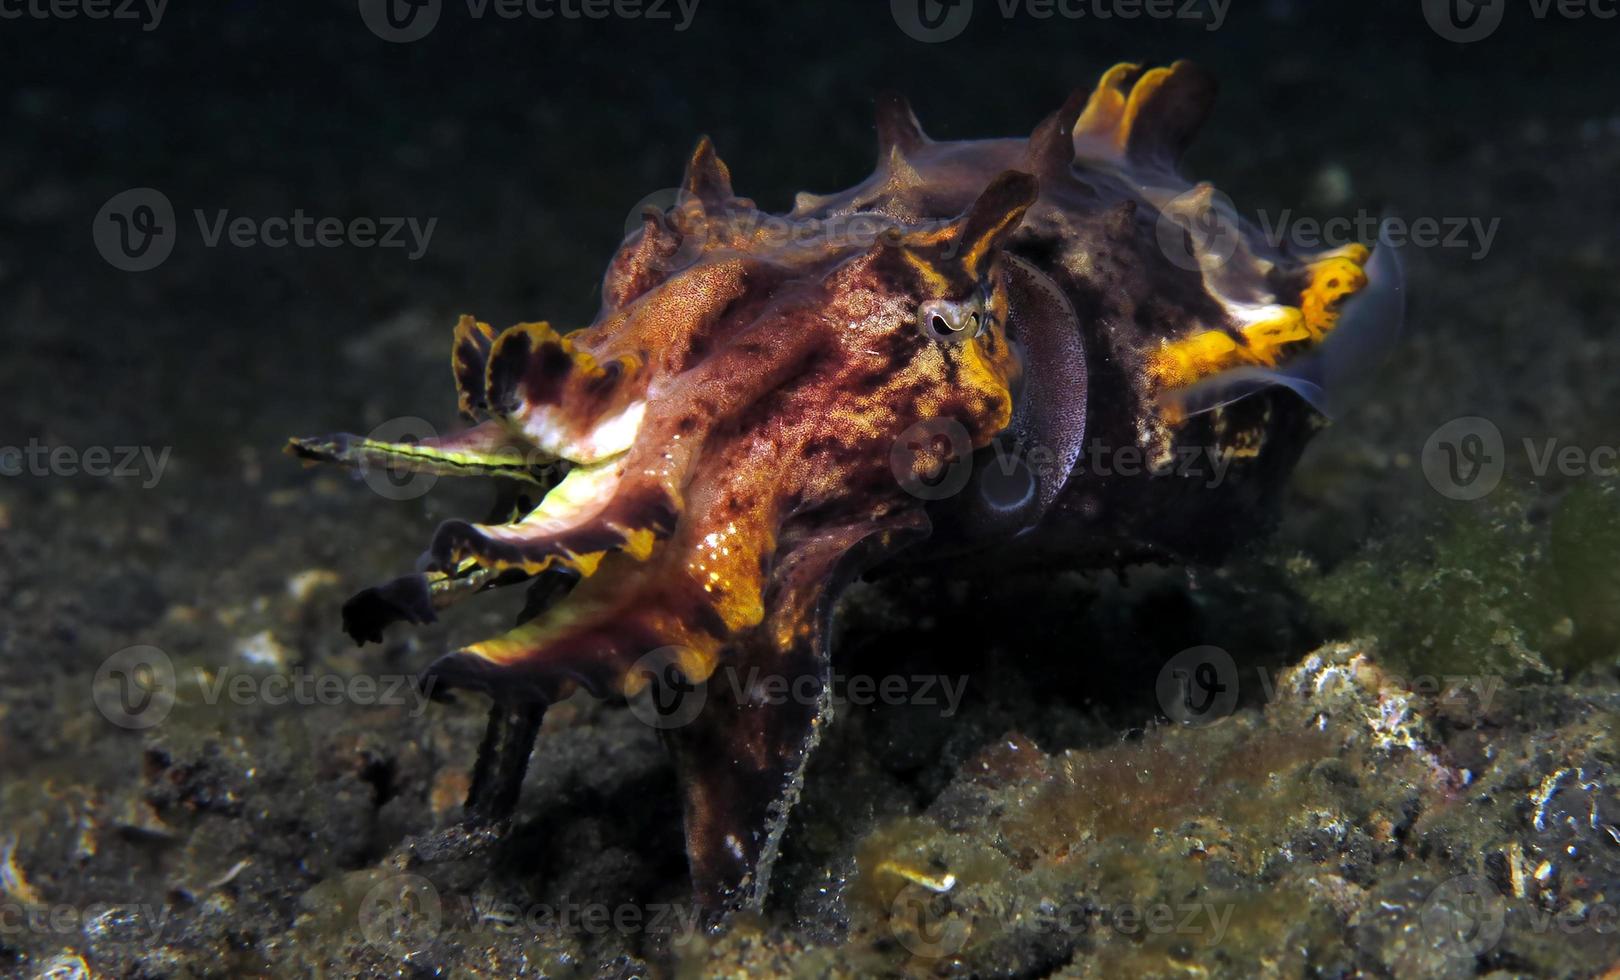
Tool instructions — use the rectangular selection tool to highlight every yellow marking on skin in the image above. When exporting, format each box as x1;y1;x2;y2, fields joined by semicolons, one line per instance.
454;315;496;342
901;249;951;295
875;861;958;893
1210;400;1273;461
616;642;721;698
464;621;547;668
452;315;499;416
1074;62;1142;146
351;438;529;473
285;424;549;482
1146;245;1371;395
1299;245;1370;339
960;211;1024;280
1073;60;1200;161
959;344;1016;434
458;564;727;692
685;516;771;634
442;456;662;578
1115;65;1174;153
499;320;611;378
490;321;647;463
459;559;717;675
424;563;495;608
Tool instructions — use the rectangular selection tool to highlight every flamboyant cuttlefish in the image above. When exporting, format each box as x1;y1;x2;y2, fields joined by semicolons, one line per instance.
289;61;1403;910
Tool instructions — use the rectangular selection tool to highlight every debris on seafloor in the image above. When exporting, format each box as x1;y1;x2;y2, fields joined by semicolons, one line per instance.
680;640;1620;978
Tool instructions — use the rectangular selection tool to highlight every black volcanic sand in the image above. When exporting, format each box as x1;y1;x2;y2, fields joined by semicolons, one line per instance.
2;4;1619;977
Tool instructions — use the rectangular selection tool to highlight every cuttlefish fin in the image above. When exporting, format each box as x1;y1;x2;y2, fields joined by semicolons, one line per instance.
664;510;932;911
452;315;500;420
1151;234;1404;419
484;321;647;464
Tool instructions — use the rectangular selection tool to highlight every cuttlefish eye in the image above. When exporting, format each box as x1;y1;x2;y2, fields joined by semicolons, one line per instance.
918;297;987;341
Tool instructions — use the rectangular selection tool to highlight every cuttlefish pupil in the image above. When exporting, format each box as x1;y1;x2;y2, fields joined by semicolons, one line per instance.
287;59;1402;912
919;294;988;340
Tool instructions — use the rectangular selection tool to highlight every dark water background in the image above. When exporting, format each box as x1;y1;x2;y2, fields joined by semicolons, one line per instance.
5;0;1613;460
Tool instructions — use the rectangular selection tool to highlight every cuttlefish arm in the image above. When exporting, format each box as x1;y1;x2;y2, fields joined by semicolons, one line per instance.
665;509;932;909
286;416;550;482
417;310;836;702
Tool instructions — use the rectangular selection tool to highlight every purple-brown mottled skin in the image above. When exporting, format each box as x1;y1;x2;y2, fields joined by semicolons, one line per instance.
288;61;1401;910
